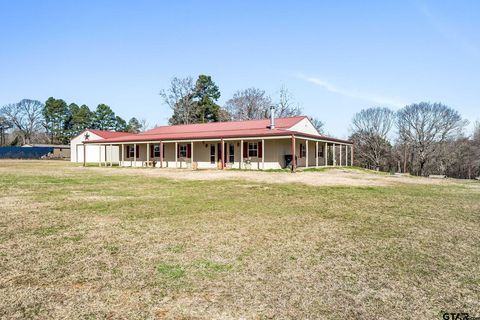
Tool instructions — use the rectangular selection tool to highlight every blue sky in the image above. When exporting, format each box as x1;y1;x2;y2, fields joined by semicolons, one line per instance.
1;0;479;138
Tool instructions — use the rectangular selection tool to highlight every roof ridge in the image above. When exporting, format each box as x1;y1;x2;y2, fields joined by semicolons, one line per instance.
143;116;307;132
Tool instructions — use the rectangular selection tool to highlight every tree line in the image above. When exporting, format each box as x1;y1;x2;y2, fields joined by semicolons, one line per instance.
159;74;324;132
349;104;479;179
0;98;147;145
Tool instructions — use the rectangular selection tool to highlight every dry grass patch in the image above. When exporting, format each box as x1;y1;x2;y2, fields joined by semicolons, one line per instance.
0;160;479;319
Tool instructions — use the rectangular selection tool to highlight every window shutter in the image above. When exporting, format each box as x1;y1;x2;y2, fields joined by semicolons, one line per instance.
177;144;180;158
243;142;248;158
150;145;154;158
136;145;139;157
126;145;130;157
300;143;303;158
162;144;165;158
187;144;191;158
258;141;262;158
217;143;221;161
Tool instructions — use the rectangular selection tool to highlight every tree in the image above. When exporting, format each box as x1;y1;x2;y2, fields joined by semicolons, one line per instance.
309;117;325;134
69;104;93;136
127;117;142;133
43;97;69;144
225;88;272;120
350;107;395;171
193;75;223;123
0;99;44;145
397;102;466;176
115;116;128;132
0;116;13;146
160;77;196;125
92;104;117;130
276;86;302;117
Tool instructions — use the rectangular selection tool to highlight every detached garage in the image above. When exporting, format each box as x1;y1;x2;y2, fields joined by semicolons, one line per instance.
70;129;131;164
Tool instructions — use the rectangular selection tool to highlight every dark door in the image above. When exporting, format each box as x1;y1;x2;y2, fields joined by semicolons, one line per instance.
229;143;234;163
210;144;216;164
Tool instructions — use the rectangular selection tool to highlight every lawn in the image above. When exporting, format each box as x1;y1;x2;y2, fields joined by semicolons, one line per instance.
0;161;479;319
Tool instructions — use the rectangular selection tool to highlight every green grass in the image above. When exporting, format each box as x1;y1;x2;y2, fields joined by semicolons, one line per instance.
0;160;479;319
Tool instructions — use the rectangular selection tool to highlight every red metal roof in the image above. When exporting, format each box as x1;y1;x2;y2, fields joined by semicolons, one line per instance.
86;129;131;139
83;116;352;144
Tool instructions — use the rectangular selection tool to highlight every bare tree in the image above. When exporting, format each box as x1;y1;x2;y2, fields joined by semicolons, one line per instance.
276;86;302;117
1;99;44;145
350;107;395;170
225;88;272;120
159;77;196;124
139;118;150;132
0;116;13;146
309;117;325;134
397;102;466;176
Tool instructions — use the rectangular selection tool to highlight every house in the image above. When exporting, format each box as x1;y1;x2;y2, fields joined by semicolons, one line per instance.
22;144;71;159
70;129;132;163
73;114;353;170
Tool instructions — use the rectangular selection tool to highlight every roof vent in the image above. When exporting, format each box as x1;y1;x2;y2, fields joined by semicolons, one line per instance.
269;106;275;129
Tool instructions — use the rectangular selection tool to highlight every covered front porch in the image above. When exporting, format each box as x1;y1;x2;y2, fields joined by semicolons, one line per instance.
87;136;353;170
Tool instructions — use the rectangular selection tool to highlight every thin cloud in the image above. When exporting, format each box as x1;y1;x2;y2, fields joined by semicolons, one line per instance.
300;75;406;107
418;2;479;57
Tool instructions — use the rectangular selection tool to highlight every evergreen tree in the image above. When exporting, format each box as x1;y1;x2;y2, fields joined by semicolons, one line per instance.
92;104;117;130
43;97;69;143
127;117;142;133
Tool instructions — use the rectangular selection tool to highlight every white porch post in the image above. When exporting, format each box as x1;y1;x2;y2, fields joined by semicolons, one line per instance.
109;144;113;167
333;143;336;166
134;143;137;167
316;141;319;167
344;144;347;166
191;141;194;168
305;140;309;168
340;144;343;166
351;145;354;166
175;142;178;168
98;144;101;166
121;144;124;166
325;142;328;166
104;145;107;166
261;139;265;170
240;139;243;169
146;142;150;167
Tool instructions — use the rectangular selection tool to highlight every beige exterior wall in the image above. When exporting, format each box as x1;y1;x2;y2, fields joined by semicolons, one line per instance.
71;131;120;163
88;137;351;169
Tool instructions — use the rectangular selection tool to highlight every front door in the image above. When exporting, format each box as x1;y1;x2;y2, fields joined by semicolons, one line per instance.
210;144;216;164
229;143;235;163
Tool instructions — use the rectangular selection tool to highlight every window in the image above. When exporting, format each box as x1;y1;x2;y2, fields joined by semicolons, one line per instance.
248;142;258;157
300;143;306;158
154;144;160;157
210;144;216;164
128;146;135;158
317;145;324;157
179;144;187;158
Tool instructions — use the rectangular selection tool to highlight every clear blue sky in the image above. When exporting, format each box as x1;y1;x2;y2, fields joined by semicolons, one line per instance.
1;0;479;138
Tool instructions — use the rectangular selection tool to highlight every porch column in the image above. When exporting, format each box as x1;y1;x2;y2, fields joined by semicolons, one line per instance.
175;142;178;168
325;142;328;166
98;144;101;166
261;139;265;170
351;145;354;167
147;142;150;167
109;144;113;167
121;143;124;166
291;135;296;172
344;144;347;166
316;141;319;167
134;143;137;167
240;139;243;169
305;140;309;168
340;144;343;166
333;143;336;166
220;138;224;170
83;142;86;167
104;145;107;166
160;141;163;168
191;141;194;169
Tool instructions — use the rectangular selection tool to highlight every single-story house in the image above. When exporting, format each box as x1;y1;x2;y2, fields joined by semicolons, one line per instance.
72;114;353;170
